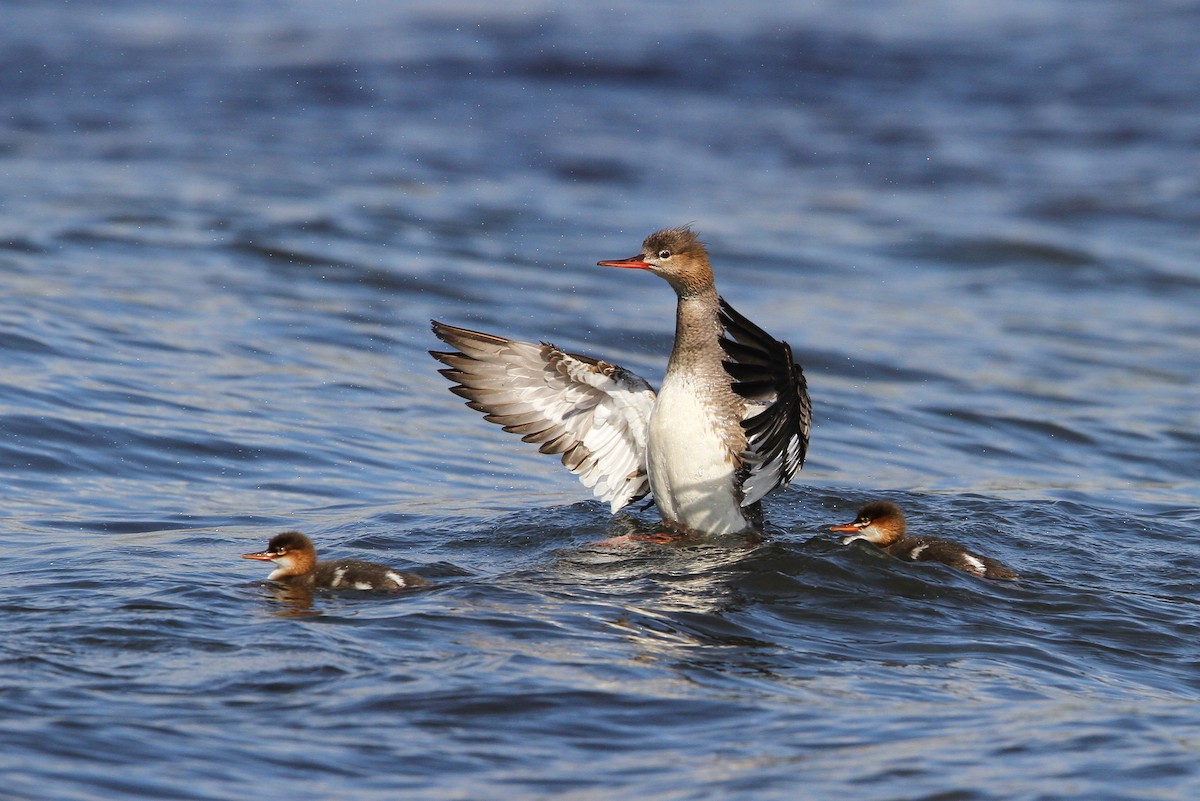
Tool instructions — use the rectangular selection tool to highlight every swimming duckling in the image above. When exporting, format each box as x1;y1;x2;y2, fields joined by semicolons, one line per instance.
831;501;1019;580
241;531;429;591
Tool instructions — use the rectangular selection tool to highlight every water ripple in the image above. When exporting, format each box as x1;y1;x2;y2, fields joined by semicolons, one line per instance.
2;2;1198;800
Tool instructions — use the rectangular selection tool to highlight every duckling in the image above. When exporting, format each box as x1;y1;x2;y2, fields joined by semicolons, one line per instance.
241;531;429;591
831;501;1018;580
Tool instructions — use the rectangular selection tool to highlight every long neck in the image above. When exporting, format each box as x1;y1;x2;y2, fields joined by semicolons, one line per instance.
667;286;723;373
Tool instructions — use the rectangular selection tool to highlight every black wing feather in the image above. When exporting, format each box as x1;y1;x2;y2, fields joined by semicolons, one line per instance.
718;298;812;504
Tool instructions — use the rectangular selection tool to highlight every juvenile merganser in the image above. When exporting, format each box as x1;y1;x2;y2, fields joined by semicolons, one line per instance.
241;531;429;591
830;501;1019;580
430;226;811;537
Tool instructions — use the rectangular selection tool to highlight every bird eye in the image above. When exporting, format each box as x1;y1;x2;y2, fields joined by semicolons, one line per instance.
658;249;671;259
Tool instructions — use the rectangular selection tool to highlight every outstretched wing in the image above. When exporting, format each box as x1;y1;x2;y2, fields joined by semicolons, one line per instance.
430;321;657;512
718;298;812;507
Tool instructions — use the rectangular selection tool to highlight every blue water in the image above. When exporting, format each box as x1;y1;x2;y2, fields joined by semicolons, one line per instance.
2;1;1198;799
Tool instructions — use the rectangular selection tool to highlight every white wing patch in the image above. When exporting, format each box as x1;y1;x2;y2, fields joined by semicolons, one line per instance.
431;322;657;512
960;553;987;575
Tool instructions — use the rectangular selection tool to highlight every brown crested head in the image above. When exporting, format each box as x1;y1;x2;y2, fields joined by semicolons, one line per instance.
241;530;318;577
830;500;907;545
264;531;316;556
597;226;715;297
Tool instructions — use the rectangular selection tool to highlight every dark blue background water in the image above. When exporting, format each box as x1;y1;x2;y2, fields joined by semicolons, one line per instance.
2;1;1198;799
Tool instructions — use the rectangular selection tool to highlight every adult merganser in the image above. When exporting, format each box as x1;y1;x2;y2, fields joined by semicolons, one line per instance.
241;531;429;591
430;226;811;537
830;501;1019;580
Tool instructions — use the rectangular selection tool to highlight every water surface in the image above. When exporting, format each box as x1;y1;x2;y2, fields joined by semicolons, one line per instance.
2;2;1198;799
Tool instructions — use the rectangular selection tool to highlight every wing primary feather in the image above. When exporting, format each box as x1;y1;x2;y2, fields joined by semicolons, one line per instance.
430;320;656;512
717;298;812;507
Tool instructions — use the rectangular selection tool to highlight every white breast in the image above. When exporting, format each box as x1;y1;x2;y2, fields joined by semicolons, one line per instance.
646;372;747;535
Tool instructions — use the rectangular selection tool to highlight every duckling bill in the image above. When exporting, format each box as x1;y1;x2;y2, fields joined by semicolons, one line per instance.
241;531;429;591
831;501;1019;580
